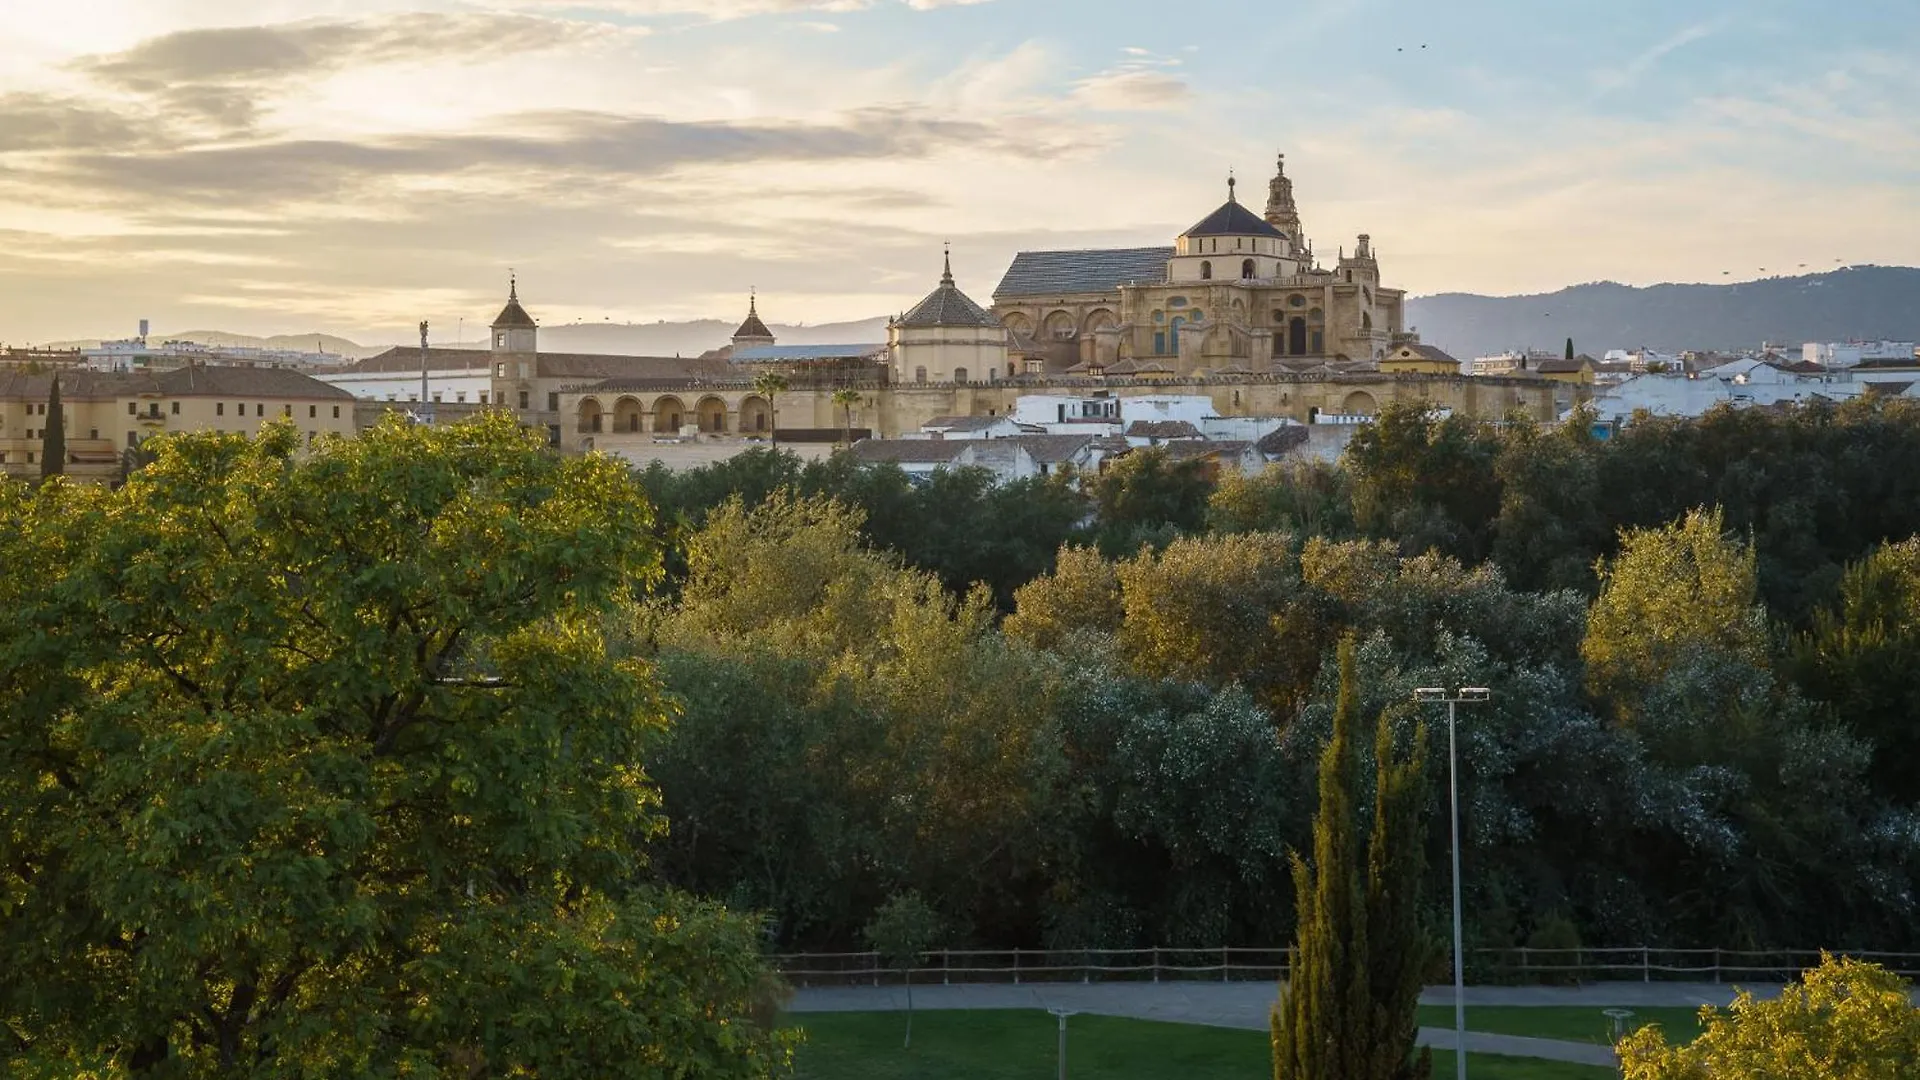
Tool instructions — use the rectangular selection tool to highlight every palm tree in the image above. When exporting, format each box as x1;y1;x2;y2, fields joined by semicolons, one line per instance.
752;371;789;449
831;388;862;446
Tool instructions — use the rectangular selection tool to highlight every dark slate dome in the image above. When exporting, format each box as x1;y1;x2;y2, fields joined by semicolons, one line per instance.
1183;178;1286;239
895;252;1001;329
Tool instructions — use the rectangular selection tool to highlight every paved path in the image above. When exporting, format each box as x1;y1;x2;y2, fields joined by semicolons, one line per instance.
787;980;1771;1069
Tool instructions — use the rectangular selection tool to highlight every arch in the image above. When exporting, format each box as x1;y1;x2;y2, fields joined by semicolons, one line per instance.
739;395;771;434
1170;316;1187;353
1200;261;1213;280
1083;308;1118;335
954;366;970;384
577;396;605;434
613;395;645;433
695;395;728;433
1241;258;1256;279
1342;390;1379;416
1309;307;1326;354
1362;310;1373;332
1001;311;1033;336
1288;317;1308;356
651;395;686;433
1044;310;1077;340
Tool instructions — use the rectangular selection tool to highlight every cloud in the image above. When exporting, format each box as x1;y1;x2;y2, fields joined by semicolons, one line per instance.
0;93;152;154
1071;50;1191;112
73;13;609;131
1594;22;1721;93
490;0;989;18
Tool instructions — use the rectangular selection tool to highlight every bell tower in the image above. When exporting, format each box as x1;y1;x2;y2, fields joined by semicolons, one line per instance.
490;274;538;355
1265;152;1306;251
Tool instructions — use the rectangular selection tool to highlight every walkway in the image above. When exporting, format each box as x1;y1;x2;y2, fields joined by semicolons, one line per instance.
788;981;1763;1069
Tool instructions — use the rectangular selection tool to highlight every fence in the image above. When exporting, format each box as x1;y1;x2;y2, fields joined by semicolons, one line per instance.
773;947;1920;988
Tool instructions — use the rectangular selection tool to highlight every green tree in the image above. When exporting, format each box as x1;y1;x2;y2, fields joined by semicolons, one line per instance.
1208;459;1354;539
753;370;789;449
1088;447;1214;551
1582;507;1770;723
1619;955;1920;1079
0;416;786;1079
1345;400;1503;563
1565;337;1575;362
1004;545;1123;647
39;374;64;479
832;387;862;445
864;892;943;1048
1272;638;1433;1080
1790;538;1920;801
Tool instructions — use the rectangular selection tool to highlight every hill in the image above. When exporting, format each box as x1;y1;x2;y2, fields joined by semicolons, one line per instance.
41;330;379;359
1405;266;1920;360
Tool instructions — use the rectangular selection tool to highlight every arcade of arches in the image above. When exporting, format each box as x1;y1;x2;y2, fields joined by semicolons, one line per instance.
575;393;774;437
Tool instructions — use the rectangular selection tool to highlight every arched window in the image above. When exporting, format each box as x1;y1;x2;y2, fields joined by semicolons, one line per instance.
1200;261;1213;280
915;366;928;384
1363;311;1373;332
954;367;969;384
1241;259;1256;279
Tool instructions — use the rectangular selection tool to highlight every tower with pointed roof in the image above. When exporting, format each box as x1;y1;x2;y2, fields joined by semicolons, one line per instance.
731;292;776;353
490;274;538;356
1264;152;1306;250
888;248;1009;385
1167;173;1299;286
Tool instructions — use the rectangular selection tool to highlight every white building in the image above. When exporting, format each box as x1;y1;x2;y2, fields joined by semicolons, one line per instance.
313;356;494;404
1803;341;1917;369
1582;358;1904;426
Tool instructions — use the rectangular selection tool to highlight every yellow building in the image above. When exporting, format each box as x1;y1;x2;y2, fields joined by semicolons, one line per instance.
887;252;1010;385
0;366;358;483
992;154;1412;375
1532;355;1598;385
1380;343;1463;376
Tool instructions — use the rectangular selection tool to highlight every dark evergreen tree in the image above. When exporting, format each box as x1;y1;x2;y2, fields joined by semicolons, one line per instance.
1273;638;1433;1080
40;374;65;479
1565;337;1575;361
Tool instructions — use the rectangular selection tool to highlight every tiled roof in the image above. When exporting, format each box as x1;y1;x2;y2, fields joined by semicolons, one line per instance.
492;294;537;330
353;346;728;382
922;415;1009;431
1126;420;1204;439
732;304;773;342
1163;439;1255;461
731;343;886;364
0;366;352;401
850;439;970;464
1533;357;1590;374
1182;199;1287;240
1009;434;1095;464
993;247;1173;299
896;271;1002;329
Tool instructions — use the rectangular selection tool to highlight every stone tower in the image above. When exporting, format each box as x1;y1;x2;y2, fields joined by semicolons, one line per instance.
490;274;538;355
1264;152;1306;252
731;291;776;352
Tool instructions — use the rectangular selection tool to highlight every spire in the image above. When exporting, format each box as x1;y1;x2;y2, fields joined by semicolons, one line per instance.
1265;149;1304;239
1228;170;1237;203
509;271;517;302
732;288;775;348
942;242;954;285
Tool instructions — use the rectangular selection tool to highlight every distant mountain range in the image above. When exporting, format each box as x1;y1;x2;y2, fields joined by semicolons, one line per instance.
1406;266;1920;361
38;267;1919;365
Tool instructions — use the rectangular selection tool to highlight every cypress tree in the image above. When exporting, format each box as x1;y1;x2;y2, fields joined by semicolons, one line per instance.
41;374;65;480
1565;337;1575;361
1273;638;1434;1080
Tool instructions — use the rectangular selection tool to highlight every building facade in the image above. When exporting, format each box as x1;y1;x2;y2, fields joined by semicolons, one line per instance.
991;155;1410;375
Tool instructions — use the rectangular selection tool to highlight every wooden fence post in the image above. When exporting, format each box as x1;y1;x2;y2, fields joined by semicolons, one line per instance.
1643;946;1650;983
1223;946;1230;982
1014;948;1021;985
1153;947;1161;984
1713;948;1721;984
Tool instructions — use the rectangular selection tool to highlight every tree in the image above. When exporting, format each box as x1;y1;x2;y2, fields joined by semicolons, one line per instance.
39;374;64;479
0;415;788;1078
1582;507;1770;724
1272;638;1434;1080
864;892;943;1049
1087;447;1214;551
1004;545;1124;647
1565;337;1575;362
1619;954;1920;1079
753;370;789;449
831;387;862;446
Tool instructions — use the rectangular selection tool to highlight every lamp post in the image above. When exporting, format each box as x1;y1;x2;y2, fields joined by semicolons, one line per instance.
1413;685;1490;1080
1048;1008;1078;1080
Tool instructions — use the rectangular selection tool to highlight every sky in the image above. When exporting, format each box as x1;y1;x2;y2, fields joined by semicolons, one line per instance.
0;0;1916;346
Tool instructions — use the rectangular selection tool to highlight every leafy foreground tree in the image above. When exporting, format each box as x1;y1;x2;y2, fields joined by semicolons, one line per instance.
1619;954;1920;1079
1273;638;1435;1080
0;416;787;1079
864;892;943;1049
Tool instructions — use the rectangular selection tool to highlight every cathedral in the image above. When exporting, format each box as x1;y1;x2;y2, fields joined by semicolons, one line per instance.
991;154;1412;376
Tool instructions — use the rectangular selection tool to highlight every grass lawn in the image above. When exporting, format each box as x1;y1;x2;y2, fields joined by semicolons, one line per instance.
786;1010;1616;1079
1416;1004;1707;1045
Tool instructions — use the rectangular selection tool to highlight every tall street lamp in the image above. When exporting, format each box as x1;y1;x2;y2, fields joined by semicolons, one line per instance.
1414;685;1490;1080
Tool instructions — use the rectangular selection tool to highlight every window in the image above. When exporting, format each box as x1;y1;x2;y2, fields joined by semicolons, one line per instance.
309;405;317;418
171;401;180;414
128;402;136;415
216;403;225;416
283;404;292;417
1290;294;1307;308
954;367;969;384
89;429;98;440
455;392;467;403
1200;261;1212;280
35;404;44;415
1242;259;1256;279
332;405;341;418
915;367;928;384
518;391;529;409
432;393;442;403
1168;296;1188;308
26;452;33;464
496;362;507;377
1153;331;1167;355
548;392;559;411
496;333;507;349
128;432;138;448
256;404;264;417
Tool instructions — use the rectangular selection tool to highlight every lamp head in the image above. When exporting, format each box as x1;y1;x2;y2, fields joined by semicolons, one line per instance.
1413;688;1448;702
1460;687;1492;702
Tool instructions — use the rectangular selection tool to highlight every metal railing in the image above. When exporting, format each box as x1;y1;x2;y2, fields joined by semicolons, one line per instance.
773;946;1920;988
